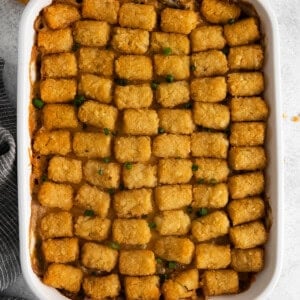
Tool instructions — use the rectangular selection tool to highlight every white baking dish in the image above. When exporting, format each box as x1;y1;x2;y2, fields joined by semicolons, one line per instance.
17;0;283;299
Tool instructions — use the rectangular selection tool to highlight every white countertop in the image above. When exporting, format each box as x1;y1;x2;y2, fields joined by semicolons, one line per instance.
0;0;300;299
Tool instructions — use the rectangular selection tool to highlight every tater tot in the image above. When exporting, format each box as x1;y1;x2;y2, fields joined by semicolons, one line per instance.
154;55;190;80
191;25;226;52
227;72;264;96
157;81;190;108
123;163;157;189
193;102;230;130
114;84;153;109
40;79;77;104
224;18;260;46
43;3;80;30
112;27;149;54
113;219;151;245
48;156;82;184
37;28;73;54
123;109;159;135
125;276;160;300
158;109;195;134
227;197;265;225
83;275;121;299
191;211;230;242
82;0;120;24
228;45;264;70
119;3;156;31
158;159;193;184
43;104;79;130
231;248;264;272
114;136;151;163
228;172;264;199
192;183;228;208
78;48;114;76
191;50;228;77
153;236;195;264
202;270;239;296
119;250;156;275
160;8;198;34
73;132;111;159
43;264;83;293
73;20;110;47
229;221;267;249
229;146;267;171
33;130;71;156
191;77;227;103
151;32;190;55
155;210;191;236
38;182;73;210
201;0;241;24
155;185;192;211
162;269;198;299
41;53;77;78
193;158;229;183
115;55;153;81
78;74;112;104
230;97;269;121
230;122;266;146
191;132;229;159
78;101;118;130
113;189;153;218
195;243;231;269
153;134;190;158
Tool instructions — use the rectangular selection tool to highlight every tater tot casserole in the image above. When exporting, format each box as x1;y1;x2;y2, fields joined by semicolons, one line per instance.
30;0;270;298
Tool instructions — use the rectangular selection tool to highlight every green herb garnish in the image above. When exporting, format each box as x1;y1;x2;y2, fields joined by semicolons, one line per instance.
158;127;165;134
156;258;163;264
148;222;157;229
103;157;111;163
168;261;177;269
74;95;85;107
72;43;80;52
209;178;217;185
222;46;229;55
197;208;208;217
124;162;133;170
197;178;205;184
166;74;174;83
190;64;196;72
192;164;199;172
151;81;159;90
103;128;110;135
98;168;104;175
41;174;48;182
160;274;169;283
115;78;128;86
186;206;193;214
107;188;116;195
184;102;192;109
228;18;235;24
163;47;172;56
84;209;95;217
108;241;120;250
33;98;44;109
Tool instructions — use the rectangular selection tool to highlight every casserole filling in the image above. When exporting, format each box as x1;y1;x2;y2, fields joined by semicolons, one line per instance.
30;0;269;298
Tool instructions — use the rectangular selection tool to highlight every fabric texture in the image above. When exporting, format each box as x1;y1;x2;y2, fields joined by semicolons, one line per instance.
0;58;21;294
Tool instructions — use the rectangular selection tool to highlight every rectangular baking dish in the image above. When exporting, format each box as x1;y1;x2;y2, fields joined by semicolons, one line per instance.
17;0;283;299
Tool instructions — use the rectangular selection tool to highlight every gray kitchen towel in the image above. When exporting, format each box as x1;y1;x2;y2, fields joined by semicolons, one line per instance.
0;58;21;293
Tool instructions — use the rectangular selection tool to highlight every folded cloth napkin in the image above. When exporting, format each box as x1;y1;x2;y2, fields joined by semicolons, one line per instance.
0;58;21;294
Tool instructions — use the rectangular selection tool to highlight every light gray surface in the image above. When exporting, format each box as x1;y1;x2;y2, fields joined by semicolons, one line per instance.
1;0;300;299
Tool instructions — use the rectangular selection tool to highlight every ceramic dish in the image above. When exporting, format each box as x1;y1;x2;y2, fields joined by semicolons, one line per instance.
17;0;283;299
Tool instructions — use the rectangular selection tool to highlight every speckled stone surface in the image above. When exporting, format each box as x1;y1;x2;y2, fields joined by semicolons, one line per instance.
1;0;300;299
